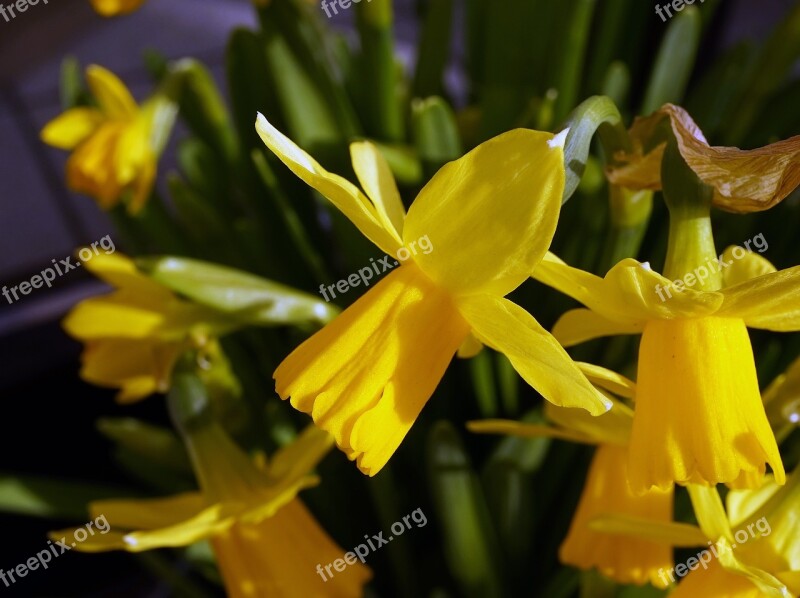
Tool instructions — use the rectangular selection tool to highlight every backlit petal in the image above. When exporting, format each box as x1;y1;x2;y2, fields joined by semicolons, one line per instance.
721;247;777;287
403;129;564;296
457;294;611;415
552;308;644;347
350;141;406;239
256;113;402;255
718;265;800;331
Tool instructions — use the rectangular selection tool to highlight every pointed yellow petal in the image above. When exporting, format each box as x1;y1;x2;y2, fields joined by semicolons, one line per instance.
66;122;127;207
89;492;206;530
212;499;371;598
456;294;611;415
255;113;402;255
266;425;334;484
719;265;800;331
78;339;179;401
670;558;787;598
86;65;138;119
466;419;594;444
687;484;733;541
552;308;644;347
81;252;172;299
726;476;781;528
721;246;777;287
588;514;706;547
560;445;674;588
274;264;469;475
403;129;564;296
545;396;632;446
576;362;636;399
40;107;104;150
534;253;723;325
113;503;235;551
630;318;785;493
350;140;406;239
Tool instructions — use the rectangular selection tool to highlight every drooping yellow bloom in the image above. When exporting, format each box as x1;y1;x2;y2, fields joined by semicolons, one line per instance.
533;246;800;493
89;0;146;17
63;253;233;402
596;473;800;596
53;423;371;598
41;65;171;212
256;114;611;476
469;369;673;588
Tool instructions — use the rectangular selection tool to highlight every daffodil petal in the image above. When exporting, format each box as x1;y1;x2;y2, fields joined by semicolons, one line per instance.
64;297;170;339
535;253;724;324
456;331;484;358
726;476;781;527
274;264;469;476
687;485;733;541
466;419;594;444
552;308;644;347
40;107;104;150
403;129;564;296
89;492;206;530
86;65;138;119
113;503;235;551
588;514;707;548
255;113;402;255
266;425;334;484
350;140;406;239
457;294;611;415
545;398;632;446
715;540;792;597
576;362;636;399
719;265;800;331
721;247;777;287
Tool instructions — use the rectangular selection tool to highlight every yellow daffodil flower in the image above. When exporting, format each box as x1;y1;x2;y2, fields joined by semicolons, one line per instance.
256;113;611;476
593;473;800;596
533;244;800;493
41;65;173;213
89;0;146;17
63;253;234;402
53;409;372;598
469;367;673;588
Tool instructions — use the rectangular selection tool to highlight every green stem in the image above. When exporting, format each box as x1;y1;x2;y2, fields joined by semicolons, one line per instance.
661;140;720;290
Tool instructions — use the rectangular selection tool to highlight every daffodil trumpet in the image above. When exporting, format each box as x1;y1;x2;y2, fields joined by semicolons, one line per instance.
52;373;371;598
469;369;672;588
533;143;800;493
256;114;611;476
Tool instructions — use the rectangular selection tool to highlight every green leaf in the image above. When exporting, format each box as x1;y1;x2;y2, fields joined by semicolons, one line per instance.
640;7;701;115
427;421;506;598
138;256;339;326
412;0;454;99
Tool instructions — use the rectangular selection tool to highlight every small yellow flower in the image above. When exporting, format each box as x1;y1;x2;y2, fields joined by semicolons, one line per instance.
256;114;611;476
89;0;146;17
469;369;672;588
534;247;800;493
600;474;800;596
63;253;231;402
53;423;371;598
41;65;170;212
